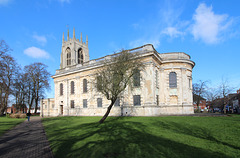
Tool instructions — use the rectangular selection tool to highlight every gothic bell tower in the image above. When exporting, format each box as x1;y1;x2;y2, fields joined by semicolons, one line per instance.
60;28;89;69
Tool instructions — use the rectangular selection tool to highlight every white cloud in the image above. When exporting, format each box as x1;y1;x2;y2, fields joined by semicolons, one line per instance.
162;27;184;38
33;35;47;45
0;0;12;6
129;1;188;48
24;47;50;59
191;3;232;44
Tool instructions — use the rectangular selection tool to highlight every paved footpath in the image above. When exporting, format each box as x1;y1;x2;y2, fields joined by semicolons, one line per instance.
0;117;54;158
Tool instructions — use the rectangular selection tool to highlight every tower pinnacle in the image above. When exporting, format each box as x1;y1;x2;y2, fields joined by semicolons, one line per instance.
86;35;88;46
73;28;75;39
67;29;69;40
80;32;82;43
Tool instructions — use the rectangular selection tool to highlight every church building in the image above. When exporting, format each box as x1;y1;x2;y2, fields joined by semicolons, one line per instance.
41;29;195;117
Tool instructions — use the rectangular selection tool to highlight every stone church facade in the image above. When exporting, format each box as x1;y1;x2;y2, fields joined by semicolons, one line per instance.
41;29;195;117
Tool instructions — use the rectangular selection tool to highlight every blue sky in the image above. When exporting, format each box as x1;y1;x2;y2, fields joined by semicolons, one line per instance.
1;0;240;98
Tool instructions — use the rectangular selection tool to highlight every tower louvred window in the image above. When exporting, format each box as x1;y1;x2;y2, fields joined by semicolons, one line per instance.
66;48;71;66
78;48;83;64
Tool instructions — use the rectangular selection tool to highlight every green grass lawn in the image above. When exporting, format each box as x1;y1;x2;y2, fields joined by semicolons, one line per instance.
42;115;240;158
0;117;26;136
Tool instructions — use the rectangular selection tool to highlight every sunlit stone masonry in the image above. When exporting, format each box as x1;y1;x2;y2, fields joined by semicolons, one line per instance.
41;29;195;117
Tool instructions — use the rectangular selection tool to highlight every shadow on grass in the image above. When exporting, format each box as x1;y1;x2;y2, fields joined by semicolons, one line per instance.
151;120;240;151
44;117;230;158
0;119;25;136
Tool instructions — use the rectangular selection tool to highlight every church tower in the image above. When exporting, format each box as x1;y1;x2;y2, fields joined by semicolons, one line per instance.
60;28;89;69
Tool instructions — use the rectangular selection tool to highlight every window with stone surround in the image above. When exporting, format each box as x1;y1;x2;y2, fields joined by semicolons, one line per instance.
133;69;140;87
83;99;87;108
78;48;84;64
189;78;191;89
133;95;141;106
71;100;75;108
155;70;159;88
83;79;87;93
169;72;177;88
97;76;103;91
156;95;159;106
66;47;71;66
114;98;120;106
71;81;75;94
60;83;63;96
97;98;102;107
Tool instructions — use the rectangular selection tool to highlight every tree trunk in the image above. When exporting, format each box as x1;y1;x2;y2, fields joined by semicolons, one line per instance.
196;98;200;113
223;98;227;114
28;97;34;113
99;101;114;124
224;104;226;114
34;97;38;113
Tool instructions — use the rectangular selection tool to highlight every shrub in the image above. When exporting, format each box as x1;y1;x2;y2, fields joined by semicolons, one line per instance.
8;114;26;118
9;114;14;118
20;114;26;118
15;114;20;118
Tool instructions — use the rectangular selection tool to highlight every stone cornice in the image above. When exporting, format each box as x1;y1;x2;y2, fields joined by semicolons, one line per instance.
52;44;195;78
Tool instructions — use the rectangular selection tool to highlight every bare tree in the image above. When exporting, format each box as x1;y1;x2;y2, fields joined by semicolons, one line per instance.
219;78;233;114
0;40;11;57
24;71;35;113
192;80;208;112
24;63;50;113
0;48;18;115
13;70;28;113
205;87;218;110
95;50;145;123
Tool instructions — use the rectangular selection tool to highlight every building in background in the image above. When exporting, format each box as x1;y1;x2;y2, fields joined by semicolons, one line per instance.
6;104;28;114
193;99;207;112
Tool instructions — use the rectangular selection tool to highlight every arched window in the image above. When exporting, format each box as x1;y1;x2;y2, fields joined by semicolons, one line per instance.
97;98;102;107
97;76;103;91
71;81;74;94
78;48;83;64
83;79;87;93
155;70;159;88
169;72;177;88
133;69;140;87
60;83;63;96
71;100;75;108
66;48;71;66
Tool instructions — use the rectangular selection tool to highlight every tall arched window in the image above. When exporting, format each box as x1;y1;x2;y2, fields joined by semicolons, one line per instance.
60;83;63;96
66;48;71;66
83;79;87;93
155;70;159;88
78;48;83;64
71;81;74;94
169;72;177;88
97;76;102;91
133;69;140;87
